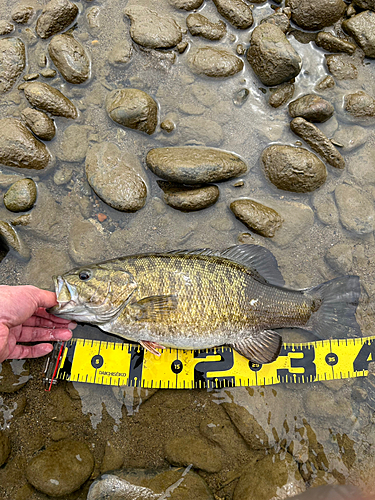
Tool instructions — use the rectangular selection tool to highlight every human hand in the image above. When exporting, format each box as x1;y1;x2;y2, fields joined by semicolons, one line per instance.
0;285;76;363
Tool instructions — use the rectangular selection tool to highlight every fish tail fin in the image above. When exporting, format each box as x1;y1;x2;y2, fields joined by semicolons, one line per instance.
304;275;361;339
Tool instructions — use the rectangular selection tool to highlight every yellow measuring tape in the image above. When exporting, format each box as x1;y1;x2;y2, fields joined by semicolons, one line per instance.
51;335;375;389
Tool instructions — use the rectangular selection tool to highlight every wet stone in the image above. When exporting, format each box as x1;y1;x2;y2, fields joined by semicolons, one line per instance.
165;435;223;473
288;94;334;123
290;117;345;169
23;73;39;81
36;0;79;39
48;34;91;84
261;145;327;193
26;440;94;497
312;191;339;226
353;0;375;8
177;41;188;53
108;40;133;66
230;199;283;238
212;0;253;29
285;0;346;31
0;118;52;170
158;181;219;212
188;47;243;78
0;38;25;94
260;8;291;33
0;359;30;392
4;178;37;212
335;184;375;234
0;221;30;260
106;88;158;135
125;6;182;49
315;32;356;55
343;11;375;58
233;88;249;107
146;147;247;184
86;142;147;212
101;442;124;474
68;219;108;265
57;124;89;162
331;126;369;152
187;13;227;41
269;82;295;108
11;5;34;24
0;21;14;36
21;108;56;141
315;75;335;91
40;68;56;78
247;23;301;86
344;91;375;121
23;81;78;118
160;118;175;133
168;0;204;9
179;116;223;147
53;166;73;185
325;54;358;80
325;243;353;274
0;431;10;467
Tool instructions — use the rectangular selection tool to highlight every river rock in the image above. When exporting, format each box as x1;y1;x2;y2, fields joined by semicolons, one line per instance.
146;147;247;184
247;23;301;86
285;0;346;30
36;0;79;39
86;142;147;212
260;8;291;33
4;178;37;212
68;219;108;265
165;435;223;473
331;126;369;152
0;21;14;35
48;34;91;84
108;40;133;66
12;5;34;24
169;0;204;9
21;108;56;141
57;124;89;162
325;243;353;274
188;47;243;77
344;91;375;121
315;75;335;91
212;0;253;29
179;116;223;146
288;94;334;122
26;440;94;496
0;359;30;392
23;82;78;118
325;54;358;80
0;432;10;467
158;181;219;211
343;11;375;58
0;38;25;94
312;191;339;226
315;32;356;55
335;184;375;234
187;13;227;40
0;221;30;259
125;6;182;49
230;199;283;237
233;452;305;500
0;118;52;170
269;82;295;108
290;117;345;169
106;88;158;135
101;442;124;474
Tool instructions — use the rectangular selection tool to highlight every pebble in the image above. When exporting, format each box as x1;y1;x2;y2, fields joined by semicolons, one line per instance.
332;126;368;154
325;54;358;80
269;82;295;108
260;8;291;33
146;147;247;184
4;178;37;212
0;432;10;467
68;219;108;265
165;435;223;473
335;184;375;234
23;73;39;81
11;5;34;24
0;118;52;170
85;142;147;212
125;6;182;49
53;167;73;185
0;221;30;260
158;181;219;211
168;0;204;9
342;10;375;58
179;116;223;146
21;108;56;141
188;47;243;77
187;13;227;41
23;81;78;118
315;75;335;91
48;34;91;84
108;39;133;66
288;94;334;123
315;32;356;55
233;88;249;107
212;0;253;29
344;91;375;121
353;0;375;9
0;359;30;392
312;191;339;226
0;38;25;94
325;243;353;274
0;172;24;188
26;440;94;497
36;0;79;39
40;68;56;78
290;117;345;169
160;118;175;133
261;145;327;192
285;0;346;30
247;24;301;86
106;88;158;135
230;199;283;237
57;124;89;162
0;20;14;35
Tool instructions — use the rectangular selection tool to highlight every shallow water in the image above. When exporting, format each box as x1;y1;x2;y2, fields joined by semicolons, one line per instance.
1;0;375;498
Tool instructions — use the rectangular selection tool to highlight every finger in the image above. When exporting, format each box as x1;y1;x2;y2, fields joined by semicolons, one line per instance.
33;308;75;325
23;286;59;310
17;327;73;343
23;316;77;330
7;343;53;359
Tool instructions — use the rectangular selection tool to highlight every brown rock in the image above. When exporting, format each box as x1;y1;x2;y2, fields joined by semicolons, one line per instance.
188;47;243;77
21;108;56;141
230;199;283;237
158;181;219;211
48;34;91;84
212;0;253;29
344;91;375;118
288;94;334;122
0;38;25;94
315;32;356;55
285;0;346;30
187;13;227;40
269;82;295;108
36;0;79;39
325;54;358;80
23;82;78;118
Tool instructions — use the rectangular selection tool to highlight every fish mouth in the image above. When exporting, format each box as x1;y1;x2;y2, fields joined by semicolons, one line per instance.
48;276;79;315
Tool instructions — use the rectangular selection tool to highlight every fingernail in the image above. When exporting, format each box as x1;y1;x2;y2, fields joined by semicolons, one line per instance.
42;344;53;354
56;330;73;341
68;322;77;329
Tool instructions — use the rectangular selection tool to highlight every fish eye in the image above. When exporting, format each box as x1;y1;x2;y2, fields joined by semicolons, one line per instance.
79;270;91;281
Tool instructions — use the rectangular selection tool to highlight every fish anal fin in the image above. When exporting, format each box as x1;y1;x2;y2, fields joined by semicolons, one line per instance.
130;295;178;320
231;330;282;364
139;340;165;357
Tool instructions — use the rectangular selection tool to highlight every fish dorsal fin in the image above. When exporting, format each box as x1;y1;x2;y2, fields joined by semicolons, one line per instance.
219;245;285;287
231;330;282;364
130;295;178;320
166;248;219;257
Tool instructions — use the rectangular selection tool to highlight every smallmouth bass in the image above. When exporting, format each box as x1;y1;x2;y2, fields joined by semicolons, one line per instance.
48;245;361;363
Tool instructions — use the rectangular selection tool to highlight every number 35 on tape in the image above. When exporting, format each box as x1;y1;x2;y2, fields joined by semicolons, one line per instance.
44;336;375;390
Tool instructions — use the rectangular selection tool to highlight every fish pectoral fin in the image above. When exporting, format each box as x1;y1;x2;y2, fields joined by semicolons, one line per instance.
231;330;282;364
139;340;165;357
130;295;178;320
